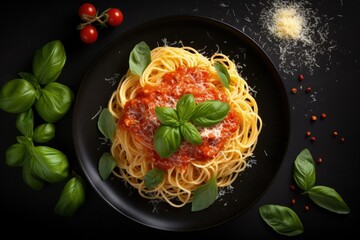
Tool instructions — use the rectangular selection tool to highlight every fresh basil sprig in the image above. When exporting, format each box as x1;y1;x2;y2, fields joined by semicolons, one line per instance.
259;204;304;236
154;94;230;158
129;41;151;77
293;148;350;214
144;168;165;189
214;62;230;89
97;108;117;180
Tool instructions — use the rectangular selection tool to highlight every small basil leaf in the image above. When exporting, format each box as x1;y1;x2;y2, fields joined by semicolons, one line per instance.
214;62;230;89
191;100;230;127
33;123;55;143
259;204;304;236
35;82;74;123
307;186;350;214
176;94;196;122
144;168;164;189
97;108;116;142
155;107;179;127
29;146;69;183
5;143;27;167
16;108;34;137
16;136;32;147
98;152;116;180
54;176;86;217
18;72;39;87
129;41;151;76
180;122;202;145
32;40;66;85
0;79;36;113
22;159;45;190
293;148;315;191
191;177;218;212
154;125;181;158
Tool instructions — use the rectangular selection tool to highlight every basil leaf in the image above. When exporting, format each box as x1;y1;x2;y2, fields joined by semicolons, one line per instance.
155;107;179;127
180;122;202;145
35;82;74;123
54;176;86;217
176;94;196;122
191;100;230;127
293;148;315;191
191;177;218;212
29;146;69;183
5;143;27;167
32;40;66;85
22;159;45;190
259;204;304;236
214;62;230;89
144;168;164;189
0;79;36;113
154;125;181;158
16;108;34;137
129;41;151;76
18;72;39;87
33;123;55;143
307;186;350;214
98;152;116;180
97;108;116;142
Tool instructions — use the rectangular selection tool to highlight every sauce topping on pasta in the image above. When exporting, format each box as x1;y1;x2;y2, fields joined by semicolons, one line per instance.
120;66;240;170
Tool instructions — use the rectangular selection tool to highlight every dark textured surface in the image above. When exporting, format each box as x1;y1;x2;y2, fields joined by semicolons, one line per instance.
1;0;359;238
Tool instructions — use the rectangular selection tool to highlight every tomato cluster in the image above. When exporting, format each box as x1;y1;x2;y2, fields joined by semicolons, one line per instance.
78;3;124;44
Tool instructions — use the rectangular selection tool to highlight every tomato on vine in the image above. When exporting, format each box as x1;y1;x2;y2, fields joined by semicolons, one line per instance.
79;3;97;20
80;25;98;44
106;8;124;27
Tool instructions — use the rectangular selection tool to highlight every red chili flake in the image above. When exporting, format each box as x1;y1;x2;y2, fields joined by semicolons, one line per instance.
332;131;339;137
340;137;345;143
299;74;304;81
304;205;310;211
291;87;297;94
320;113;327;119
305;87;312;93
291;198;296;205
317;157;324;164
311;115;317;122
305;131;311;137
290;184;296;191
310;136;316;142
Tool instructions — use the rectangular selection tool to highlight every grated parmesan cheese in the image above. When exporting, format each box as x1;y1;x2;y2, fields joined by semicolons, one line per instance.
271;7;304;40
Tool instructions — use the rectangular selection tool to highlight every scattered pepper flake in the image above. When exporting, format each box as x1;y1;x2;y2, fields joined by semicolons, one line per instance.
311;115;317;122
291;198;296;205
305;131;311;137
340;137;345;143
320;113;327;119
310;136;316;142
304;205;310;211
317;157;323;164
299;74;304;81
290;184;296;191
332;131;339;137
291;87;297;94
305;87;312;93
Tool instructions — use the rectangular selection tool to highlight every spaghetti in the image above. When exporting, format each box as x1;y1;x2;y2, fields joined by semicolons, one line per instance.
108;43;262;208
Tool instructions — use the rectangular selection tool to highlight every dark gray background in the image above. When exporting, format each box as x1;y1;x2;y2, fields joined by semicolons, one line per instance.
1;0;359;238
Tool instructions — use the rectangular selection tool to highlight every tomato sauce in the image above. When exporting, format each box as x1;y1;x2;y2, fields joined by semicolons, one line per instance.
120;66;240;170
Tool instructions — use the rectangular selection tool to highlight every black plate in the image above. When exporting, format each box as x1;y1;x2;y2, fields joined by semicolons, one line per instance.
73;15;290;231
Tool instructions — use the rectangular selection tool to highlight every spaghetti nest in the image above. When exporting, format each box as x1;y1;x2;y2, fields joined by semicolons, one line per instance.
108;45;262;208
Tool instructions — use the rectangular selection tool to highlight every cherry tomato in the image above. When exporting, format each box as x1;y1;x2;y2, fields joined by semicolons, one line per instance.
80;25;98;44
79;3;97;19
106;8;124;26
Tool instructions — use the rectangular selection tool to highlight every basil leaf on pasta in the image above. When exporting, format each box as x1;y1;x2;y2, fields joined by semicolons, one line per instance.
144;168;164;189
191;177;218;212
214;62;230;89
191;100;230;127
180;122;202;145
97;107;116;142
176;94;196;122
98;152;116;180
129;41;151;76
155;106;179;127
154;125;181;158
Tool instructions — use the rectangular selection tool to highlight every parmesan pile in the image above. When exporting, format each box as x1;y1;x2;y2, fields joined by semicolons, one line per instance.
272;7;304;40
